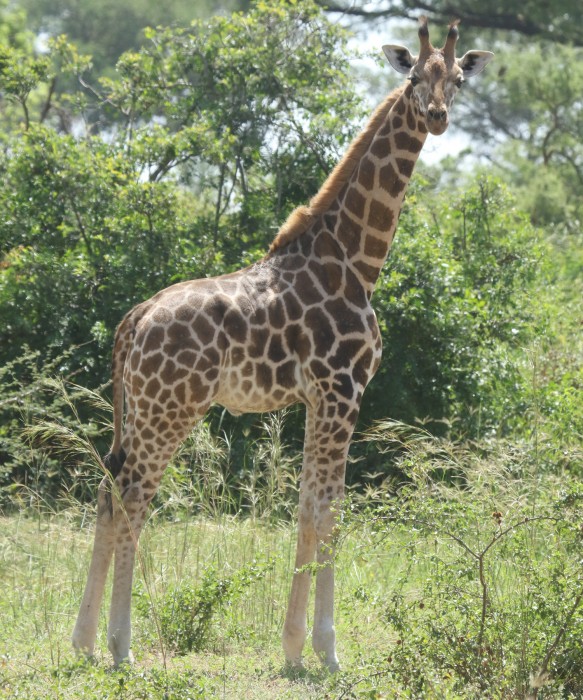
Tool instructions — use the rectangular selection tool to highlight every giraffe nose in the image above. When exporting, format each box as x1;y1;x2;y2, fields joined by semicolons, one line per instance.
428;106;447;121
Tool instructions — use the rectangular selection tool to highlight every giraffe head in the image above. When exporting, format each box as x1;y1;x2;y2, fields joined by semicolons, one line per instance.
383;17;493;135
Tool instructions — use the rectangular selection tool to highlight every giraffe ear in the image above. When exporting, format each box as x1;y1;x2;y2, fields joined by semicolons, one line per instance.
382;45;416;74
457;50;494;77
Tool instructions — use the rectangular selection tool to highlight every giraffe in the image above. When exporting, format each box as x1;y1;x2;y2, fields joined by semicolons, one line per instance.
72;18;493;670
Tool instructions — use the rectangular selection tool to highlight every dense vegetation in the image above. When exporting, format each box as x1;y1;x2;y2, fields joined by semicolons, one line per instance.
0;0;581;696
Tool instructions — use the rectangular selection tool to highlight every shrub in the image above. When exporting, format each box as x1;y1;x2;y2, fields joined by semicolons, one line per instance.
364;175;547;440
136;559;275;655
336;423;583;698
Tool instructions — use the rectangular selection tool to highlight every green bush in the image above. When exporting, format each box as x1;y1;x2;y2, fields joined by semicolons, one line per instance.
0;0;576;500
335;424;583;698
136;559;275;655
362;176;547;439
0;350;110;506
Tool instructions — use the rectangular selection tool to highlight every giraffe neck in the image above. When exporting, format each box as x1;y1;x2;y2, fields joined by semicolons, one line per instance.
325;84;427;295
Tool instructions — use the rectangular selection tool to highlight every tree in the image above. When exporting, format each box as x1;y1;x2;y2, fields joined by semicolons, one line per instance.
360;176;546;440
0;0;559;501
20;0;252;77
0;0;362;359
318;0;583;47
468;42;583;231
0;0;363;497
86;1;362;262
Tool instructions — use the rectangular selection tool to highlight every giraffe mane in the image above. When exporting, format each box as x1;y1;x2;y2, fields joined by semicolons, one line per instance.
268;84;406;254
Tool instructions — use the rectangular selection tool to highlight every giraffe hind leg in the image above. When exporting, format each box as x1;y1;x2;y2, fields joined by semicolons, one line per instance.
72;471;118;657
282;492;317;668
282;408;318;668
105;413;198;665
72;447;128;657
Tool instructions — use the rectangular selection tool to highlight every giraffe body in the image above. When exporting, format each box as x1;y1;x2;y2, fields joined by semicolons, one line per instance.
72;19;492;669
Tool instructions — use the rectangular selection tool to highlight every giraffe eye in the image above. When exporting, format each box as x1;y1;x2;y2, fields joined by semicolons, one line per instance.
455;76;465;88
409;74;420;87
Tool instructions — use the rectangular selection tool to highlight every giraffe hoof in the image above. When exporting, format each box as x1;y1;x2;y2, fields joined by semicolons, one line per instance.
108;634;134;667
315;650;340;673
71;632;94;659
112;650;134;668
284;657;305;673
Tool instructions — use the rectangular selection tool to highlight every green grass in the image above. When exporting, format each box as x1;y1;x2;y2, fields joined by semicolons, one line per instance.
2;466;583;699
0;508;391;699
0;501;438;698
2;418;583;698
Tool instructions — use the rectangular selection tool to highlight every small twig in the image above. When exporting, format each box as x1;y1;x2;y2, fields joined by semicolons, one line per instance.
336;668;391;699
40;77;57;123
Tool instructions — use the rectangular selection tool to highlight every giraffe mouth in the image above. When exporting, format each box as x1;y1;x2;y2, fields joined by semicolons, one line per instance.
426;115;449;136
425;104;449;135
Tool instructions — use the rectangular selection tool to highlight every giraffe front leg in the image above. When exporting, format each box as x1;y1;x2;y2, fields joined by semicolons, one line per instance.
282;409;318;668
72;476;116;658
310;400;354;672
312;492;343;672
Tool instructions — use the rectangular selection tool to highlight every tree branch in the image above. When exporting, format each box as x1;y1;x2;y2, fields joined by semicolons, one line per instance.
317;1;582;46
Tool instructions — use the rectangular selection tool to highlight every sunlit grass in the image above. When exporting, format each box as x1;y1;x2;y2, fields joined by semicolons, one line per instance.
4;472;580;699
0;507;401;699
2;406;583;698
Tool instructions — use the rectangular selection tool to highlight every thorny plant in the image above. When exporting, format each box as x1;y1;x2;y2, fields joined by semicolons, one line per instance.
332;420;583;698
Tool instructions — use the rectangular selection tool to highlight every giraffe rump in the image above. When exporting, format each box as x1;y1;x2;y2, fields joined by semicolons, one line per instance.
108;301;154;459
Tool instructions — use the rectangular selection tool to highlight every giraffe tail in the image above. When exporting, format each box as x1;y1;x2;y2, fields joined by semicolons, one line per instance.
105;303;149;477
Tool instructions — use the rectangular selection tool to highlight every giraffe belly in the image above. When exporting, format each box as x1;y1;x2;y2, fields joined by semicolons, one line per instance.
214;363;303;416
215;384;301;416
217;395;299;417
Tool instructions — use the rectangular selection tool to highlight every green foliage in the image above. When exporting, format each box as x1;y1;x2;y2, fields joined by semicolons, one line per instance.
3;435;583;698
0;125;222;387
463;41;583;235
20;0;250;78
0;0;580;502
92;0;360;262
335;424;583;698
170;409;302;521
137;559;275;655
362;176;546;439
0;0;361;494
0;0;358;364
323;0;583;47
0;350;110;505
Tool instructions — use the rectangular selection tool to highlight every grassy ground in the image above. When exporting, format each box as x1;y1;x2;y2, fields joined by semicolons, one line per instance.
0;508;407;699
1;431;583;699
